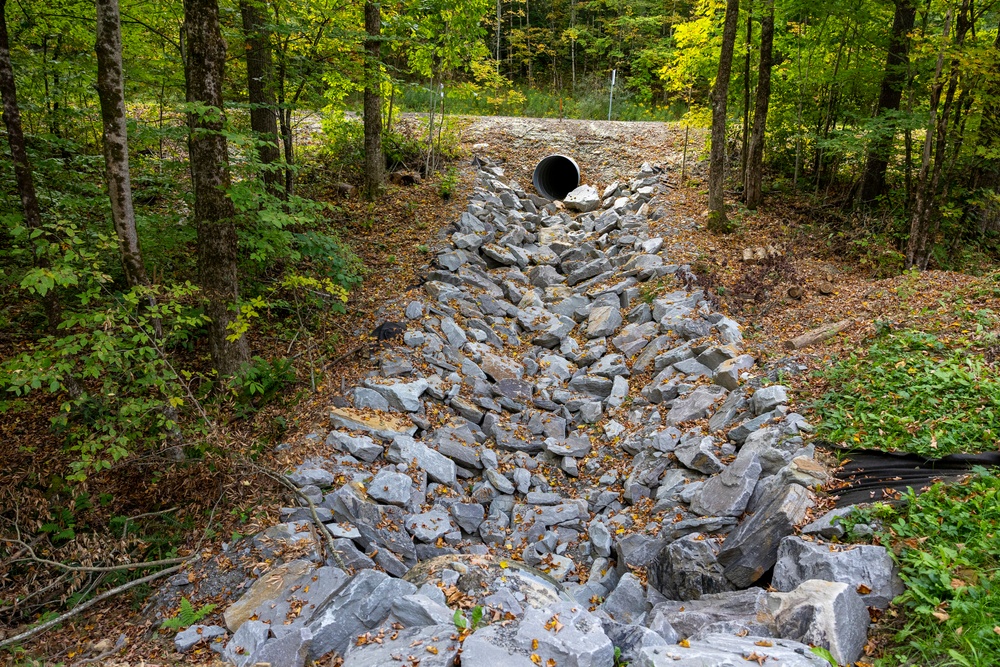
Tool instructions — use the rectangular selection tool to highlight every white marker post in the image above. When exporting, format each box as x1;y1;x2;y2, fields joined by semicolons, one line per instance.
608;69;616;121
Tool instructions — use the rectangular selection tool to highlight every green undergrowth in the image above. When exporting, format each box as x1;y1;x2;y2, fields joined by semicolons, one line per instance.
813;328;1000;457
847;470;1000;666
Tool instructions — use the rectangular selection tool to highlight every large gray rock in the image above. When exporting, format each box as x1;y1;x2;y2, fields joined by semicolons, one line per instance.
450;502;485;533
635;634;829;666
462;601;613;667
567;258;611;287
564;184;602;213
390;594;455;627
403;554;569;614
340;624;460;667
648;533;734;601
648;588;775;640
587;306;623;338
326;483;417;566
666;385;726;424
288;466;334;488
712;354;754;390
174;624;226;652
674;436;724;475
364;378;429;412
767;579;870;666
689;449;762;517
223;620;270;667
366;468;413;506
751;385;788;415
480;350;525;382
601;573;648;624
387;435;457;485
718;484;813;587
329;407;417;440
601;620;670;664
250;627;312;667
405;509;457;543
327;431;383;462
224;560;346;633
306;569;417;659
772;536;903;609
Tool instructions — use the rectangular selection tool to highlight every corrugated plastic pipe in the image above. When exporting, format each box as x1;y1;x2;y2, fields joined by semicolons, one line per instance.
532;154;580;201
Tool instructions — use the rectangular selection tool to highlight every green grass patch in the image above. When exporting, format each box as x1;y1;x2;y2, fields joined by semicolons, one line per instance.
813;329;1000;456
848;470;1000;666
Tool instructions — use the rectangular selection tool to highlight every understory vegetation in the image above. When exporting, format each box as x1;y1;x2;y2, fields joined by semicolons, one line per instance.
814;325;1000;457
848;472;1000;667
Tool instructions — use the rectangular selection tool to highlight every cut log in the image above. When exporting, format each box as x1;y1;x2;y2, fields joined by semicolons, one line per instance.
782;319;852;351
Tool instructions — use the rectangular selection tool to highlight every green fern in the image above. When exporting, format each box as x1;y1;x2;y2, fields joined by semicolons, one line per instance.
161;597;217;630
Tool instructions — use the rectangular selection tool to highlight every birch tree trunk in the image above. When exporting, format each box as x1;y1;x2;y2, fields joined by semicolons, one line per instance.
95;0;153;292
184;0;250;377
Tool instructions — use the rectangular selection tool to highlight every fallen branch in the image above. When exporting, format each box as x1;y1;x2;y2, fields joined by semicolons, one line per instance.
245;461;347;571
0;562;185;650
783;319;853;350
3;536;186;573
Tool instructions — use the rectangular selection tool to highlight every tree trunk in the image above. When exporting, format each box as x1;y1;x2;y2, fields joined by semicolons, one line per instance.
0;0;62;332
744;0;773;210
95;0;153;292
906;7;959;270
239;0;282;196
740;2;752;184
363;0;384;199
183;0;250;377
858;0;916;205
708;0;740;231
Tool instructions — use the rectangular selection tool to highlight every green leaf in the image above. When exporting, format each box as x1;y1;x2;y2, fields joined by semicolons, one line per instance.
809;646;837;666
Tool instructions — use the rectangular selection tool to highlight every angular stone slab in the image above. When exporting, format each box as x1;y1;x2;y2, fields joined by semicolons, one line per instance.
718;484;812;587
772;536;904;609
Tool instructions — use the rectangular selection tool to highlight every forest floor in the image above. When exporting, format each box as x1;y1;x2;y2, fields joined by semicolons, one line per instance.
3;114;998;665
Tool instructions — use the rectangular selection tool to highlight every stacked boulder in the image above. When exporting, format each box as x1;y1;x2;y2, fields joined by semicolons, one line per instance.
180;160;901;666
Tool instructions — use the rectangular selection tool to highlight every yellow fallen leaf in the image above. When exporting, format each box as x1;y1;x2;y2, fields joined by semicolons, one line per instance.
426;646;439;655
754;640;773;647
678;639;691;648
532;639;539;650
531;654;542;665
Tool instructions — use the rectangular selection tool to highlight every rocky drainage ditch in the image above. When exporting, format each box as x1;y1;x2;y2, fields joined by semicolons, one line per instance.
165;158;903;667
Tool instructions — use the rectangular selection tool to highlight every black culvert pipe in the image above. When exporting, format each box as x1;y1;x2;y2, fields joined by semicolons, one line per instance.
533;154;580;201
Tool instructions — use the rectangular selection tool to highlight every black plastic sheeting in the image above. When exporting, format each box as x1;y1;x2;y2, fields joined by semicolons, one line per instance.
822;443;1000;506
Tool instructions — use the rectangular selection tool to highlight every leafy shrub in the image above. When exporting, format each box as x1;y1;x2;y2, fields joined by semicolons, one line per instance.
438;166;459;199
814;330;1000;456
229;356;296;418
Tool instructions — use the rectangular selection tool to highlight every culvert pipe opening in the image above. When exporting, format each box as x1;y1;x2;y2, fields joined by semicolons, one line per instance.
533;154;581;201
